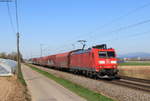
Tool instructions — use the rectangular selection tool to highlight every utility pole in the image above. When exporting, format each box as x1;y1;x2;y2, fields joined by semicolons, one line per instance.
17;32;21;78
40;44;43;57
15;0;21;79
0;0;21;78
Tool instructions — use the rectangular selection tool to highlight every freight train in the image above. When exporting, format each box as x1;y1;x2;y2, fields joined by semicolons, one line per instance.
31;44;119;79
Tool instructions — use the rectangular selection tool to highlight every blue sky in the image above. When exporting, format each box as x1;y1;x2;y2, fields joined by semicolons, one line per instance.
0;0;150;58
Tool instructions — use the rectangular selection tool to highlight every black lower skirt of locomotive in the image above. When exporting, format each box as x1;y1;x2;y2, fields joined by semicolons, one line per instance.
97;69;119;79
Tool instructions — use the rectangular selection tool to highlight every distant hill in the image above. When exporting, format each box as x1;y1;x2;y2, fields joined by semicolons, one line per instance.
118;52;150;59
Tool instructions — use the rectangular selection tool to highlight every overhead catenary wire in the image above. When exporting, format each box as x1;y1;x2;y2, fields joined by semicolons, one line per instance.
51;1;150;51
97;30;150;44
97;19;150;37
75;1;150;40
47;19;150;53
55;2;150;44
32;29;150;57
51;18;150;53
78;1;150;39
29;1;150;56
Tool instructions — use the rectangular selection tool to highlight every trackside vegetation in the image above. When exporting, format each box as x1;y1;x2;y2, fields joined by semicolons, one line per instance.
18;65;31;101
18;67;27;86
25;64;115;101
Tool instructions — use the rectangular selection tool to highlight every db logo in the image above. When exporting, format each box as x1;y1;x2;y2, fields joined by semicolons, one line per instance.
106;59;110;64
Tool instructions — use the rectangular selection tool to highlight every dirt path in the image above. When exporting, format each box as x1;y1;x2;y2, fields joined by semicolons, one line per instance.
22;64;86;101
0;77;27;101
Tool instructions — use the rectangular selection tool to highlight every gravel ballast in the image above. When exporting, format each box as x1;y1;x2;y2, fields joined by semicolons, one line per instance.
31;65;150;101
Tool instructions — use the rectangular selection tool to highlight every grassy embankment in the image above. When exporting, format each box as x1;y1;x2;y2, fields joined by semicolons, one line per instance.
18;65;31;101
25;64;115;101
18;67;27;86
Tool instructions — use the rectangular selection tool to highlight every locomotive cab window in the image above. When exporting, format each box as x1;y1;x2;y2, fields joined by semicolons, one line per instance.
99;51;115;58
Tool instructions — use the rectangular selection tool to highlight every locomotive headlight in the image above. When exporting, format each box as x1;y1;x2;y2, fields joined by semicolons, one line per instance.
99;61;105;64
111;61;117;64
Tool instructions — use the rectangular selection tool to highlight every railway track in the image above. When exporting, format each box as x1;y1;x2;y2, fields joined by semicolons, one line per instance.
120;76;150;84
107;76;150;93
66;71;150;93
32;64;150;93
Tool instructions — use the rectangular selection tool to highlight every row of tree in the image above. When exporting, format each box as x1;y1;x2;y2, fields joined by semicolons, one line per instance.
0;52;23;61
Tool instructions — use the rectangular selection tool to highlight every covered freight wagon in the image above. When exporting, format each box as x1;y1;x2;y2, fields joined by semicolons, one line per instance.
55;52;71;68
70;49;94;71
46;55;56;67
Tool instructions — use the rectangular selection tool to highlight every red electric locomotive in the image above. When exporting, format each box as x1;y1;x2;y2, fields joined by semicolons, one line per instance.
69;44;118;78
31;44;118;78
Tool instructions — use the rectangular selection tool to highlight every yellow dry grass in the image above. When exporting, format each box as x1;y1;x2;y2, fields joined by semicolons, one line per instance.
118;66;150;80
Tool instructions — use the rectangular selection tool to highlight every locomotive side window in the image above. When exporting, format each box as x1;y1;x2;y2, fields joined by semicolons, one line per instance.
99;52;107;58
99;51;115;58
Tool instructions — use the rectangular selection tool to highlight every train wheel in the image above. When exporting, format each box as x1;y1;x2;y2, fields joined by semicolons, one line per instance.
89;72;93;78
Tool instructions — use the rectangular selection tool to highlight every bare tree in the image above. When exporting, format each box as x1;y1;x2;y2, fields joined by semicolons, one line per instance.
0;52;23;61
0;52;7;59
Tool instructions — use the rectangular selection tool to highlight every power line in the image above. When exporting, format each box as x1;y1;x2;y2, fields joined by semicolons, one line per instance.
15;0;21;79
0;0;21;79
6;2;16;33
15;0;19;32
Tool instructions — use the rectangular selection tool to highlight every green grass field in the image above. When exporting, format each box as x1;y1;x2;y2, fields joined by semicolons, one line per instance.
25;64;115;101
119;62;150;66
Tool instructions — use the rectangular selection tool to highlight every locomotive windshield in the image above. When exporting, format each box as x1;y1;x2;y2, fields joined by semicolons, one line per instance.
99;51;115;58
